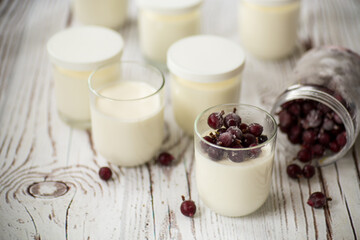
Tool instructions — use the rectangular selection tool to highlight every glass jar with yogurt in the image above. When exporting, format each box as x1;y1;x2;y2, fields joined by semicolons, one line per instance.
238;0;300;59
194;104;277;217
47;26;124;128
89;62;165;167
272;46;360;166
137;0;202;64
74;0;127;29
167;35;246;136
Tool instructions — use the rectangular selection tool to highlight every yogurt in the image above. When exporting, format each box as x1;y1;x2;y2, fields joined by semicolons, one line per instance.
239;0;300;59
137;0;202;64
74;0;128;29
195;146;274;216
91;81;164;166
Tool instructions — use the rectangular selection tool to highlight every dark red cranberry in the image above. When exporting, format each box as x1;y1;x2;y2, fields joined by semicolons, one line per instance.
289;102;302;116
317;103;331;114
224;112;241;128
216;128;227;135
207;147;224;161
180;196;196;217
239;123;249;133
336;131;347;147
307;192;331;208
201;136;214;151
302;130;317;144
242;133;256;147
157;152;174;166
230;140;243;148
329;141;340;153
297;148;312;162
318;132;331;146
333;113;343;124
288;125;302;144
228;150;244;162
226;126;243;139
217;132;234;147
302;164;315;178
302;101;315;115
258;135;268;144
207;111;224;129
99;167;112;181
287;164;302;179
248;143;261;158
279;110;294;130
248;123;263;137
311;144;324;157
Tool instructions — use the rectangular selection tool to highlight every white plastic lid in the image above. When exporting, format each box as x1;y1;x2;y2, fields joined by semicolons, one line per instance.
244;0;300;6
137;0;202;14
167;35;246;83
47;26;124;71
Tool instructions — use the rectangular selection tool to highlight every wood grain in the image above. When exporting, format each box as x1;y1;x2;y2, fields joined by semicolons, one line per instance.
0;0;360;239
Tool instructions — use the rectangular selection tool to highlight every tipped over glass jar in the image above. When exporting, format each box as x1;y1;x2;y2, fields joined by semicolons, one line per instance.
272;46;360;166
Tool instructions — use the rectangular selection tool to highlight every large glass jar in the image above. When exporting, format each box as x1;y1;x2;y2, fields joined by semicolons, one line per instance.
272;46;360;166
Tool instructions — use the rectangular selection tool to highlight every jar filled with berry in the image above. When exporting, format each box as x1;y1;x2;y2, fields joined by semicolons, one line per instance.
272;46;360;166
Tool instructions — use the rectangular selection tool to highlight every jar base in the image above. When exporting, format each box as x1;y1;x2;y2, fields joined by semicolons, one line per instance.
58;112;91;129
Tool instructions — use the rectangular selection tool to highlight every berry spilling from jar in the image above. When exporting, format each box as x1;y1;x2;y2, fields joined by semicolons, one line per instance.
278;99;347;162
201;108;268;162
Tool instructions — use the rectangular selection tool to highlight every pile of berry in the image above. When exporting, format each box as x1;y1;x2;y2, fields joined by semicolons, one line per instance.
201;108;269;163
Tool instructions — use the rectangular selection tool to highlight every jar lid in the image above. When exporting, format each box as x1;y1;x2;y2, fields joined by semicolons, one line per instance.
137;0;202;14
47;26;124;71
167;35;245;83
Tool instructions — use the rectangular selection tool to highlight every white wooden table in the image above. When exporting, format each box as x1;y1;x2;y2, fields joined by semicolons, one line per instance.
1;0;360;239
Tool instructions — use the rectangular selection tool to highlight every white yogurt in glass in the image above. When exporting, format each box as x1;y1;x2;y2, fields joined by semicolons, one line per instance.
239;0;300;59
137;0;202;64
47;26;124;128
168;35;245;135
194;104;277;217
89;62;165;167
74;0;128;29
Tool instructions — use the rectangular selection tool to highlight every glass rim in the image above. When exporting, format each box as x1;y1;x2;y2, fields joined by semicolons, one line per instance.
88;61;165;102
194;103;278;151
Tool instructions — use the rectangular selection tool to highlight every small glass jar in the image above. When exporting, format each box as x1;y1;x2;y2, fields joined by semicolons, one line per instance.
167;35;246;136
272;46;360;166
194;104;277;217
47;26;124;128
74;0;127;29
238;0;300;59
137;0;202;64
89;62;165;167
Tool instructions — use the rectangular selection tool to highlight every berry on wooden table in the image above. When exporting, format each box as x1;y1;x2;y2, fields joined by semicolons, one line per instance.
99;167;112;181
157;152;174;166
180;196;196;217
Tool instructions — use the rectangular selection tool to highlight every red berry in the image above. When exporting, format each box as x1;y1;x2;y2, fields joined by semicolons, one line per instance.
248;123;263;137
157;152;174;166
307;192;331;208
297;149;312;162
208;111;224;129
180;196;196;217
287;164;302;179
329;141;340;153
336;131;347;147
302;164;315;178
99;167;112;181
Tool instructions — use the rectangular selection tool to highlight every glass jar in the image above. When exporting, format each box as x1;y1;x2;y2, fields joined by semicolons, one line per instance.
238;0;300;59
272;46;360;166
137;0;202;64
89;62;165;167
74;0;128;29
47;26;124;128
194;104;277;217
167;35;246;136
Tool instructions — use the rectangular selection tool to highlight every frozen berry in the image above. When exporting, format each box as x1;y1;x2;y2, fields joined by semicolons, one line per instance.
258;135;268;144
157;152;174;166
302;164;315;178
208;111;224;129
305;109;323;128
228;150;244;162
180;196;196;217
217;132;234;147
207;147;224;160
279;110;294;130
287;164;302;179
322;118;334;131
297;148;312;162
318;132;331;146
307;192;331;208
311;144;324;157
289;103;302;116
99;167;112;181
226;126;243;139
329;141;340;153
248;123;263;137
336;131;347;147
224;112;241;128
242;133;256;147
288;125;302;144
248;143;261;158
239;123;249;133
